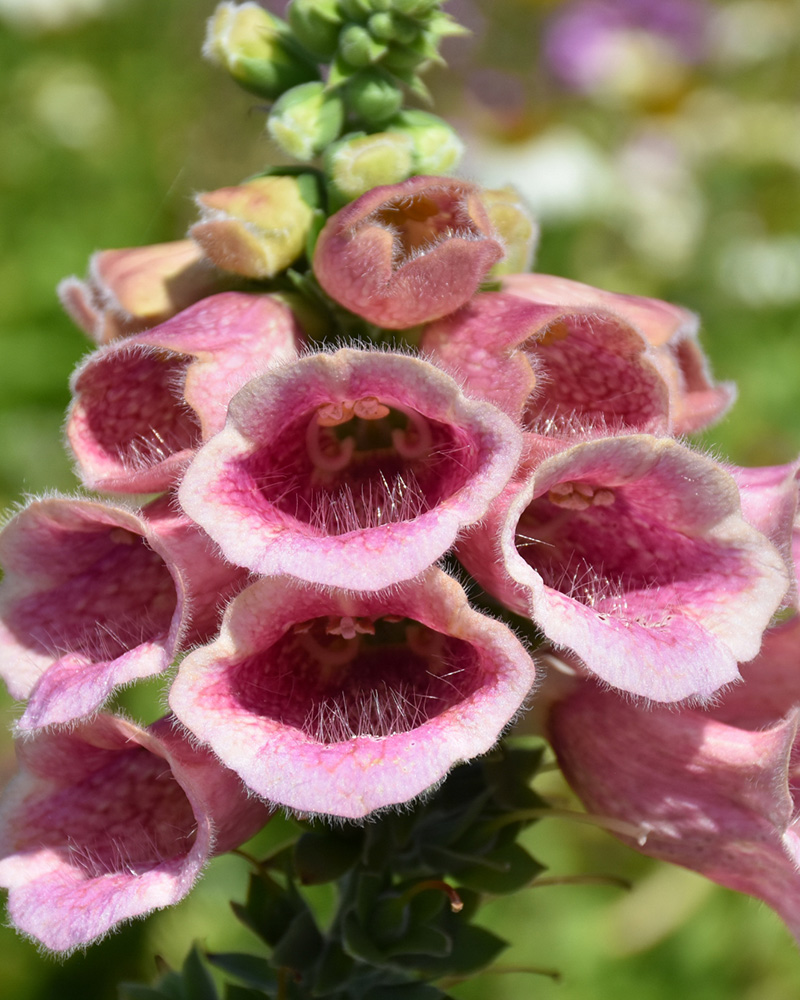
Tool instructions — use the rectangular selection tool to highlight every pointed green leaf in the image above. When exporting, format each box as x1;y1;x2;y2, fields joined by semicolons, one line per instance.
207;954;277;992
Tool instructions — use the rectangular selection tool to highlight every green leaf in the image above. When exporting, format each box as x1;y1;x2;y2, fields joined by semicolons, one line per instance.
181;946;219;1000
413;924;507;979
310;939;355;995
207;954;277;992
293;829;363;885
224;987;274;1000
384;924;452;959
271;909;324;971
231;874;305;948
457;842;544;895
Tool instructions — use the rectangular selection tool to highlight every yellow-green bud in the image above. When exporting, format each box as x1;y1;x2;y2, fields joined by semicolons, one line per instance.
345;70;404;125
369;11;419;45
287;0;342;61
267;81;345;161
325;131;414;203
339;24;389;68
339;0;375;18
388;109;464;174
480;186;539;276
204;2;318;100
191;175;317;278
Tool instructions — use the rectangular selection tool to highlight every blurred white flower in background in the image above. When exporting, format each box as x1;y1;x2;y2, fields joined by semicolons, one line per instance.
0;0;119;32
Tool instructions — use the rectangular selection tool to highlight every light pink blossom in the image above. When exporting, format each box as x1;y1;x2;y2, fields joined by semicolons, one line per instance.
457;434;789;702
0;714;270;953
0;495;246;731
179;348;522;590
547;615;800;942
169;568;536;819
502;273;735;433
312;176;504;328
422;291;672;431
67;291;302;493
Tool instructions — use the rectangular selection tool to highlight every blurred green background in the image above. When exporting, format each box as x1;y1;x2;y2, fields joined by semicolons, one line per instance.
0;0;799;996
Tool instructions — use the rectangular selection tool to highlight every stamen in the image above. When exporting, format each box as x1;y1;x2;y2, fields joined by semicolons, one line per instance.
547;481;616;510
352;396;390;420
390;406;433;459
305;420;355;472
325;616;376;640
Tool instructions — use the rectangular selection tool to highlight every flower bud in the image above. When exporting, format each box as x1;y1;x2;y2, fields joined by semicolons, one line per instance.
324;131;414;204
191;175;317;278
339;23;389;68
313;175;504;328
204;2;318;100
388;109;464;173
480;186;539;275
345;68;404;124
267;81;345;161
287;0;342;60
58;241;217;345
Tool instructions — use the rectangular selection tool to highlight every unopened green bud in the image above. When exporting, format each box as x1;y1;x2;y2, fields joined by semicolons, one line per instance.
392;0;438;16
369;11;419;45
388;109;464;173
345;70;404;125
339;0;375;18
480;187;539;276
268;81;345;161
339;24;389;68
325;130;414;203
204;2;318;100
287;0;342;61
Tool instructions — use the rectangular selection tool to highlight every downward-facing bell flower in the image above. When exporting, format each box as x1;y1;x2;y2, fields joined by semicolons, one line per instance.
457;434;790;702
67;291;303;493
312;176;505;328
169;567;537;819
502;273;735;433
422;291;672;430
547;614;800;943
178;347;522;590
0;495;246;731
0;714;270;953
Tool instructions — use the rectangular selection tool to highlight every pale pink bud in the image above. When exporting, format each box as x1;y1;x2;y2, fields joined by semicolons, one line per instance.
312;176;504;328
58;240;218;345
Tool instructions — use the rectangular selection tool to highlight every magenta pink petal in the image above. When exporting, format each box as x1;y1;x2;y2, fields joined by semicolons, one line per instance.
459;434;789;701
169;568;537;819
547;672;800;943
0;495;245;730
179;348;522;590
0;714;270;953
67;292;302;493
502;272;735;434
